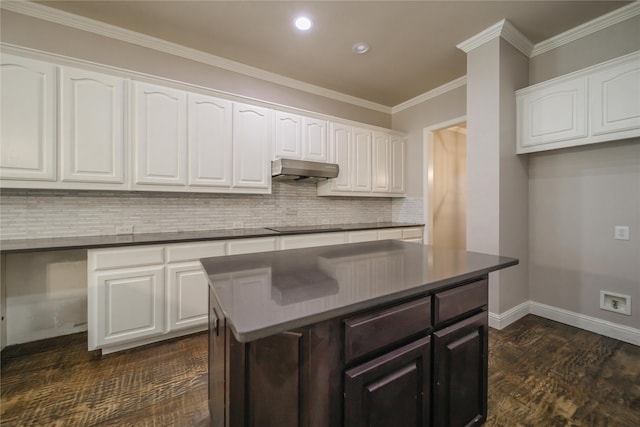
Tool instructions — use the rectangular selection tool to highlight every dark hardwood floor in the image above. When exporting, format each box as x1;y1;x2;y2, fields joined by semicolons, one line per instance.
1;315;639;426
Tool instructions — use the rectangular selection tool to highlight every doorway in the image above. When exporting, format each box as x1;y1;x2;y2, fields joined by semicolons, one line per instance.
424;119;467;250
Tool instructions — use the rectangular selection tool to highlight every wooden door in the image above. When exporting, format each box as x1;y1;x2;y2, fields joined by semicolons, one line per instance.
344;336;431;427
433;311;488;427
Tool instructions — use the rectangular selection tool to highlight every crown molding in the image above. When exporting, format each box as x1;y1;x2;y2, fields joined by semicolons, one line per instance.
0;1;391;114
391;76;467;114
456;18;533;57
531;2;640;57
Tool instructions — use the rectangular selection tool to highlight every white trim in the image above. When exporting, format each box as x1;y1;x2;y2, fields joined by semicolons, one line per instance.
0;0;391;114
488;301;531;330
531;2;640;57
456;18;533;57
530;302;640;346
392;76;467;114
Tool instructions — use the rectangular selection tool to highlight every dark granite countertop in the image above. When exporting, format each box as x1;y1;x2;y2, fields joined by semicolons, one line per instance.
201;240;518;342
0;222;423;253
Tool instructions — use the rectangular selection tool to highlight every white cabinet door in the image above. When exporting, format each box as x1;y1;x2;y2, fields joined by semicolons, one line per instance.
60;67;126;185
133;81;187;186
233;102;271;191
353;127;372;192
517;78;588;151
329;122;353;191
274;111;302;159
302;117;327;161
93;265;164;348
389;135;405;194
372;132;390;193
0;54;56;181
167;262;208;331
590;59;640;137
188;93;232;187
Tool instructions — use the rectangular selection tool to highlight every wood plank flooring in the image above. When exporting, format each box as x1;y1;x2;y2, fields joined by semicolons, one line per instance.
1;314;639;426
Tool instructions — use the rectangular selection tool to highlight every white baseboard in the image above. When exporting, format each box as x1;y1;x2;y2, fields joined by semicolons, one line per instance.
490;301;640;346
488;301;530;330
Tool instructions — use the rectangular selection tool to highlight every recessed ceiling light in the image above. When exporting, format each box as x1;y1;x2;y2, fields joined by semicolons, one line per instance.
352;42;370;54
294;16;313;31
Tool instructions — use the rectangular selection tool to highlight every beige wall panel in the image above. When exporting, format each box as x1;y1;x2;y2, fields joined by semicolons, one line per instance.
528;140;639;328
530;15;640;84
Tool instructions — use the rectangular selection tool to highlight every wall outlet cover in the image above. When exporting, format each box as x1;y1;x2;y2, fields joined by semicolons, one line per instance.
600;290;631;315
614;226;630;240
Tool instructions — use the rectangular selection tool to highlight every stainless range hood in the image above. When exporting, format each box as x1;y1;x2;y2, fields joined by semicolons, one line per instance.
271;159;339;182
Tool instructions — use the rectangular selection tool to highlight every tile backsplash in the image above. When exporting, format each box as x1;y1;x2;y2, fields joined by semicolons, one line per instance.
0;181;406;240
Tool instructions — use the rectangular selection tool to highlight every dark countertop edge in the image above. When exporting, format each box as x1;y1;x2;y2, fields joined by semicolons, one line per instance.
225;256;519;343
0;222;424;254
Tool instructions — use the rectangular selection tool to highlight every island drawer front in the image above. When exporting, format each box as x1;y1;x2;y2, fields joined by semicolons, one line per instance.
434;278;488;326
344;296;431;365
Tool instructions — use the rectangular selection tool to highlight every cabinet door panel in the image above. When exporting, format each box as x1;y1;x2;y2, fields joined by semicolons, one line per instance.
344;336;431;427
590;61;640;136
353;127;372;192
233;103;271;190
188;93;232;187
518;78;587;148
134;82;187;186
95;266;164;347
329;123;353;191
167;263;208;330
433;311;488;427
274;111;302;159
0;54;56;181
389;135;405;193
372;132;390;193
302;117;327;161
209;287;227;427
61;67;125;184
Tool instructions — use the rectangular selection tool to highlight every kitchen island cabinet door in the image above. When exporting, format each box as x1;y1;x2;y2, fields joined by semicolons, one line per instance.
433;311;488;427
133;81;187;187
344;336;431;427
0;54;57;182
232;102;271;192
60;66;126;186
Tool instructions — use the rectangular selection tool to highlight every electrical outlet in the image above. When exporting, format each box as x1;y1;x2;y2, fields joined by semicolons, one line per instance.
115;225;134;235
614;226;630;240
600;291;631;315
232;221;244;229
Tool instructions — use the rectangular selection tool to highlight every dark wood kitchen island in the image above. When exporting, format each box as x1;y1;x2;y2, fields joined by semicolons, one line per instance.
201;240;518;427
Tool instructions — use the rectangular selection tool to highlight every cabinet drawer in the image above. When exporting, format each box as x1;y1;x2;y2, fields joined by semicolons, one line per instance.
344;296;431;364
434;279;487;326
402;227;423;240
166;241;226;263
90;246;164;270
377;229;403;240
227;237;277;255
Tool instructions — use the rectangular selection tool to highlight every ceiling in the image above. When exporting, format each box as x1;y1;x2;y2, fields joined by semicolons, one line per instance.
36;1;631;108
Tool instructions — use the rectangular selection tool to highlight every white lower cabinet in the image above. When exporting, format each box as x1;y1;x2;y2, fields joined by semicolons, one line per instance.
88;227;422;353
92;265;165;350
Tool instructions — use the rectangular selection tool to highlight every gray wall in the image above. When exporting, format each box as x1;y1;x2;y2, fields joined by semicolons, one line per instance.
527;17;640;328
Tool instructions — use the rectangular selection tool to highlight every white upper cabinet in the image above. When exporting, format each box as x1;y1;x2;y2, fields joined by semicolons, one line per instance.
60;66;126;186
373;132;390;192
274;111;302;159
389;134;405;194
0;54;57;181
590;58;640;137
133;81;187;187
328;122;353;191
517;51;640;154
302;117;328;161
188;93;233;188
352;127;372;192
233;102;272;191
273;113;327;162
